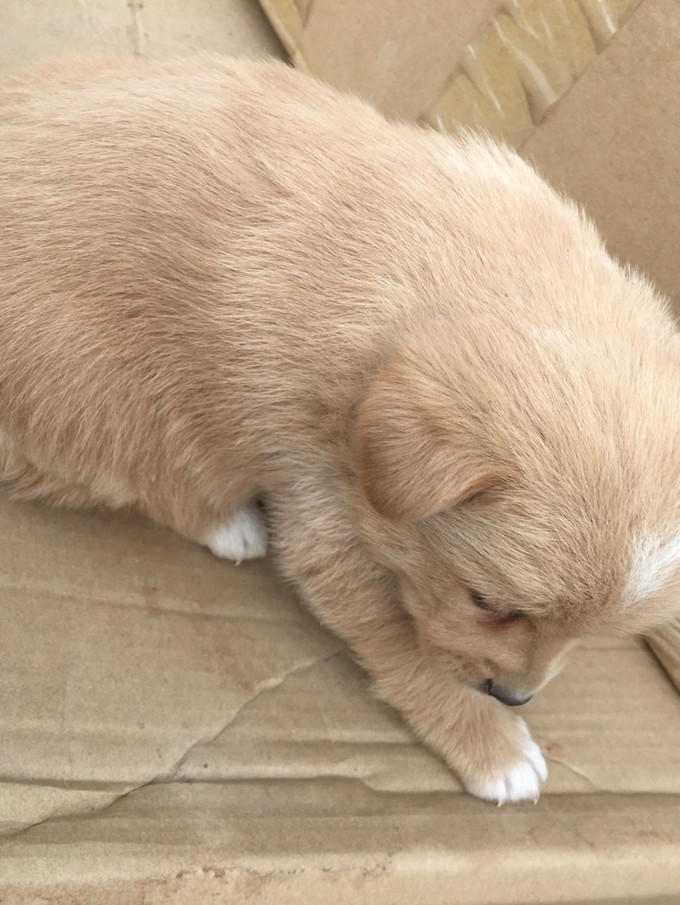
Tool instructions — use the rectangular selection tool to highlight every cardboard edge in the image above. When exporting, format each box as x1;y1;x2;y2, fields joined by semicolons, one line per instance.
646;617;680;694
420;0;644;146
256;0;306;69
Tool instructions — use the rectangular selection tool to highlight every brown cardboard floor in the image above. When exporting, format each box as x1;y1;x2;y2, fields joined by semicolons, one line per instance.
0;0;283;77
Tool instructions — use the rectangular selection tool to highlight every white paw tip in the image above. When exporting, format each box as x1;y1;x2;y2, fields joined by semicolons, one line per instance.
469;735;548;805
204;507;268;563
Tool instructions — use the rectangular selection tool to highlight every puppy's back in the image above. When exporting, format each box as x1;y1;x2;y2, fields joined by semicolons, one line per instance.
1;55;678;547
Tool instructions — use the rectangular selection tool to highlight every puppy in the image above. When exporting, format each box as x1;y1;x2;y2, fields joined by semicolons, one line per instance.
1;55;679;804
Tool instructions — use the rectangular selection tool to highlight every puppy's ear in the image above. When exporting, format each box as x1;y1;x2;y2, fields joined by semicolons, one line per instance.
354;364;502;523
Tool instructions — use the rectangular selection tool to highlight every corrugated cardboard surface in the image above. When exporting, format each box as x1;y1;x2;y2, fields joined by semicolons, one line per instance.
2;499;680;902
421;0;643;147
520;0;680;318
3;0;680;901
648;618;680;695
258;0;504;119
0;0;282;74
260;0;642;141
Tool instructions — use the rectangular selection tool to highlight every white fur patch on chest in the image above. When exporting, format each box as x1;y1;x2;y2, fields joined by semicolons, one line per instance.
625;530;680;602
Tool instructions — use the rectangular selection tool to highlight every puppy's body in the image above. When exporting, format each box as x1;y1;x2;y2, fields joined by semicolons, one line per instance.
1;55;679;803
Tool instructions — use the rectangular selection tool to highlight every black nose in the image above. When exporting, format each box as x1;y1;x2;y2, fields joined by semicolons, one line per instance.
480;680;533;707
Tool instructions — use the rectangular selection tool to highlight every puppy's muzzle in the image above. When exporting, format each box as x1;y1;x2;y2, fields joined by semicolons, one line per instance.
479;679;533;707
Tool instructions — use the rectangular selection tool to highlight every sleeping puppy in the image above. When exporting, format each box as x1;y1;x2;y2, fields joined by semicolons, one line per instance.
1;55;679;804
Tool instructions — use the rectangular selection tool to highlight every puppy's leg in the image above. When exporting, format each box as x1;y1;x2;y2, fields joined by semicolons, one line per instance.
0;445;267;563
132;488;268;563
269;487;547;803
131;472;268;562
0;445;267;561
201;503;268;563
0;448;131;510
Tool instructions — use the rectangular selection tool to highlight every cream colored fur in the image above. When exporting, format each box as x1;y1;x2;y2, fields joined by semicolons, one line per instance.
1;55;679;803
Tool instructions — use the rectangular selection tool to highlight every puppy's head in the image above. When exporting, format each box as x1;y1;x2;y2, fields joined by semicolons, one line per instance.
354;318;680;704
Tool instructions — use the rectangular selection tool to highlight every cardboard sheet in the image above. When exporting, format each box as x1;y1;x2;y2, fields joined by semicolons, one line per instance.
421;0;642;146
1;498;680;902
259;0;642;142
520;0;680;317
0;0;282;75
648;617;680;695
256;0;504;119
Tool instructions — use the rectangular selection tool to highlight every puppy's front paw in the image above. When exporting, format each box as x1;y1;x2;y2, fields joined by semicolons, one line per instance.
204;505;268;563
461;719;548;805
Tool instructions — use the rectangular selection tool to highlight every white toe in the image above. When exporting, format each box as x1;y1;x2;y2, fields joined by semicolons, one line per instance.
524;736;549;784
503;756;543;804
472;774;508;804
204;505;268;563
468;726;548;805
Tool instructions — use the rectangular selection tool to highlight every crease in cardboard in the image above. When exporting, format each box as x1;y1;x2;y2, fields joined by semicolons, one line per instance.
258;0;311;69
0;777;134;792
295;0;314;29
170;650;343;780
421;0;642;145
0;648;342;839
645;617;680;694
542;758;601;792
4;781;153;842
0;573;306;625
128;0;146;58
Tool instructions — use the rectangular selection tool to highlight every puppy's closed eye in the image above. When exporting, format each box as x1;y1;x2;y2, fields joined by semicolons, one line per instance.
470;589;495;611
470;589;522;623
